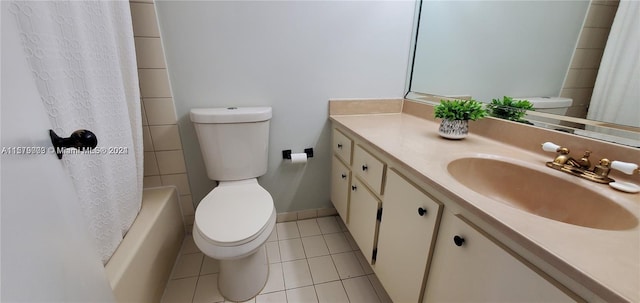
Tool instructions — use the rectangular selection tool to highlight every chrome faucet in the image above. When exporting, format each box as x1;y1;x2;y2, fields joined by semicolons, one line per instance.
542;142;638;184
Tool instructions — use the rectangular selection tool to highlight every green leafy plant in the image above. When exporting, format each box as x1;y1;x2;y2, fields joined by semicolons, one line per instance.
434;99;487;121
487;96;534;124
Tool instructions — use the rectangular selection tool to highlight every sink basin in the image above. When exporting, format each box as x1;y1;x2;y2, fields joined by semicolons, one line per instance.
447;157;638;230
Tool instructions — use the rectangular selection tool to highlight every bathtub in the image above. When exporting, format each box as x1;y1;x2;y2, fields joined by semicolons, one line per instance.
105;187;185;303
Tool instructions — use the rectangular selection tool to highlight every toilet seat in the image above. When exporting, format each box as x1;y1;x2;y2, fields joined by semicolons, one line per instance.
195;179;274;247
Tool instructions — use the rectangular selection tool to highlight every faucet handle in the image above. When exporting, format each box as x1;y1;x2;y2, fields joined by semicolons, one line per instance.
542;142;561;152
611;161;639;175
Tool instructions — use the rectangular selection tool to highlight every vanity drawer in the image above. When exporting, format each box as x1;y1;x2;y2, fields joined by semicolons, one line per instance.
353;145;386;195
332;128;353;165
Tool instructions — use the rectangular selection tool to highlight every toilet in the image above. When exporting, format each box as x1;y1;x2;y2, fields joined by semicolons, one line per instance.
515;97;573;127
520;97;573;115
190;107;276;302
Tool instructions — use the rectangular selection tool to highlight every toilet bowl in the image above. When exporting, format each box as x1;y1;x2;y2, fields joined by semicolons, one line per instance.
190;106;274;302
193;179;275;301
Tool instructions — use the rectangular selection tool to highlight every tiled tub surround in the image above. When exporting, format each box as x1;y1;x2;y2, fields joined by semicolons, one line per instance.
129;0;195;232
162;216;392;303
329;99;639;302
560;0;619;119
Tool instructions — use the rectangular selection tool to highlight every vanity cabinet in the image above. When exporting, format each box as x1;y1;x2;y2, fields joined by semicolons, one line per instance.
328;110;625;302
348;144;386;263
330;126;442;302
331;127;385;259
423;210;579;303
374;168;442;303
331;129;353;224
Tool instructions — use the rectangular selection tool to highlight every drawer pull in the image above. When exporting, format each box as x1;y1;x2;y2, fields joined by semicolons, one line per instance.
341;173;347;179
337;143;343;149
351;185;357;191
453;235;465;247
418;207;427;216
362;164;368;171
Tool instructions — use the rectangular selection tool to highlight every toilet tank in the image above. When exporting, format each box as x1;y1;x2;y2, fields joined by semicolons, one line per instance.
190;107;272;181
515;97;573;115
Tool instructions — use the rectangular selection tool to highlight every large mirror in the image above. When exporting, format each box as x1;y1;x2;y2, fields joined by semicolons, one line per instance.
407;0;639;146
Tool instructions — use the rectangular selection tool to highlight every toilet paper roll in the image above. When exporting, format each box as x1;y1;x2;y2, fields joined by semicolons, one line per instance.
290;153;307;164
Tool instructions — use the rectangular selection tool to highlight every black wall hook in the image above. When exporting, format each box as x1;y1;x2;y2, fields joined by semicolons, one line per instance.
49;129;98;159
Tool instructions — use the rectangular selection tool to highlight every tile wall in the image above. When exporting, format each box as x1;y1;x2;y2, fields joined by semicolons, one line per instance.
130;0;195;232
561;0;619;119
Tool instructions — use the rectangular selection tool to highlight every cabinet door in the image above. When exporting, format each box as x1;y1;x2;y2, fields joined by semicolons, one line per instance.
375;169;442;303
423;212;580;303
348;177;380;263
331;155;351;224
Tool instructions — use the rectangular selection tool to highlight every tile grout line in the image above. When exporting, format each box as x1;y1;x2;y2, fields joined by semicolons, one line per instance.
296;220;316;294
340;279;352;303
190;275;200;303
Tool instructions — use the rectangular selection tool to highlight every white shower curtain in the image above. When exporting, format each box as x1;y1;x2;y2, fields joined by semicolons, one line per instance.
9;1;143;264
587;0;640;127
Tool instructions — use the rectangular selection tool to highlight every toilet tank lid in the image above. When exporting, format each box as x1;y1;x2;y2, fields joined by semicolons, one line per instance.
190;107;272;124
513;97;572;109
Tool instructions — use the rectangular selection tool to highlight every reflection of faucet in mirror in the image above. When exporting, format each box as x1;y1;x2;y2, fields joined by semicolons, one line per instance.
406;0;640;147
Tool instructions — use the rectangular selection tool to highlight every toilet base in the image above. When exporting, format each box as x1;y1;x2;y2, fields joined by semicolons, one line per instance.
218;245;269;302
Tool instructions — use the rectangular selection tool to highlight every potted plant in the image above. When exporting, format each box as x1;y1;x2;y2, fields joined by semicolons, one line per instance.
434;99;487;139
487;96;534;124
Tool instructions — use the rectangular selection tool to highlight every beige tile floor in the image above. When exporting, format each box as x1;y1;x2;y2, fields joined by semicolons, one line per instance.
161;216;392;303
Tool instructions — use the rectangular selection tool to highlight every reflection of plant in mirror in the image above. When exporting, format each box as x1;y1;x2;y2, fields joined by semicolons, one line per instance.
487;96;534;124
434;99;487;121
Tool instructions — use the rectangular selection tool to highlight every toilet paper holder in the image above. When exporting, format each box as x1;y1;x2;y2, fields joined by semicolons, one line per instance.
282;148;313;160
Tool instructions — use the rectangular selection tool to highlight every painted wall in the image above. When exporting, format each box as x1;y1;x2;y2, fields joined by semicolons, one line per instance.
154;1;415;212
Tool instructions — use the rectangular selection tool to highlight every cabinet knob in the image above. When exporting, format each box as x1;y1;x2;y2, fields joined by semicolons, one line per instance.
351;185;357;191
453;235;465;247
362;164;368;171
418;207;427;216
337;143;343;149
341;173;347;179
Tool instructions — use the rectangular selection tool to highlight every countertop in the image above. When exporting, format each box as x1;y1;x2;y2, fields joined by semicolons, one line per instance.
330;112;640;302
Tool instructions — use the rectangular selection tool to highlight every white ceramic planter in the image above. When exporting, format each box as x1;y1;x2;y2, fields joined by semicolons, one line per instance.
438;119;469;139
